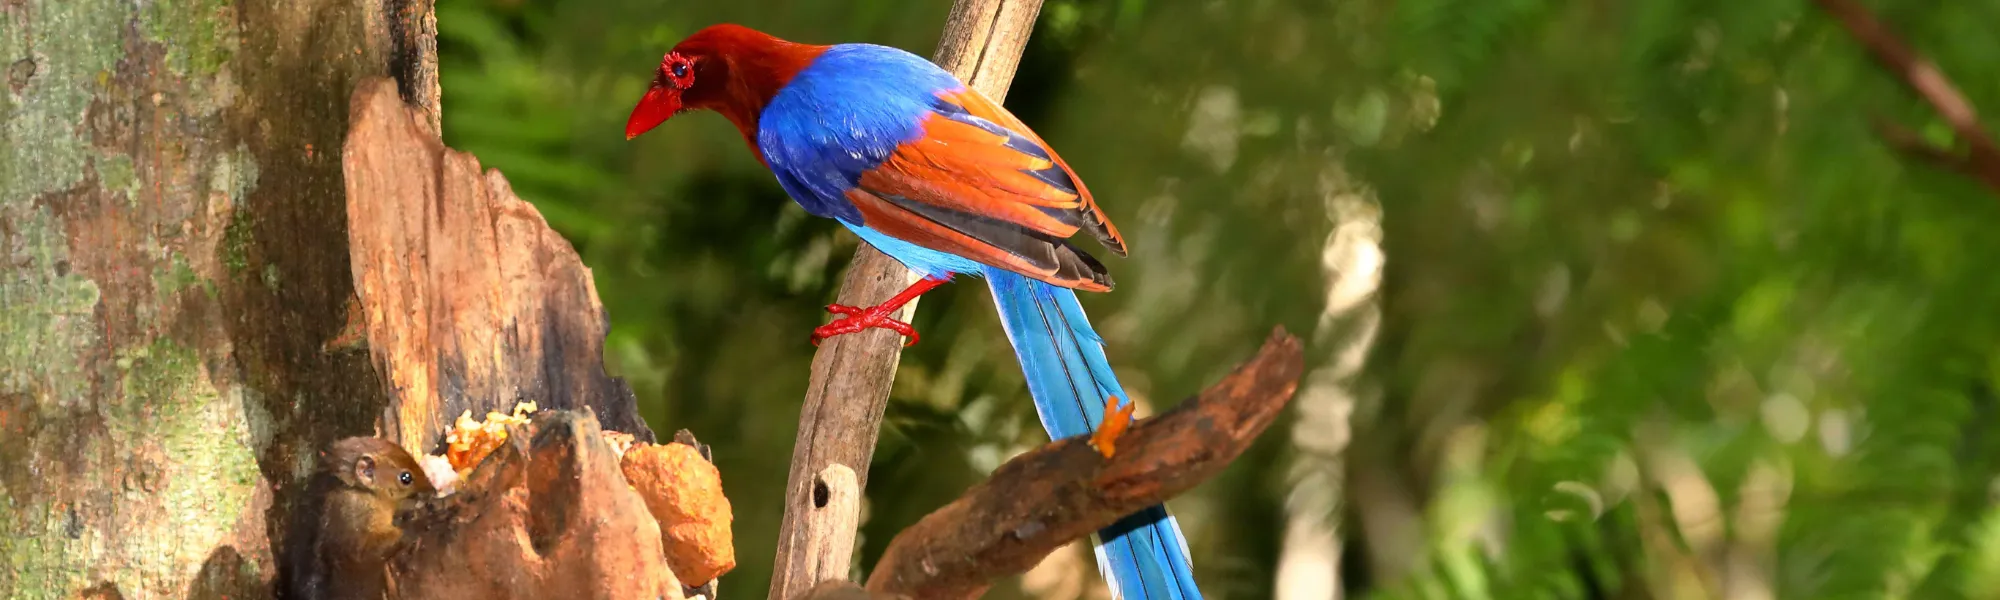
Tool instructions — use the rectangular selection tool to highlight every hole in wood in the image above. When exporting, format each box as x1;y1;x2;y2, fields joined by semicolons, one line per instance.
813;479;831;509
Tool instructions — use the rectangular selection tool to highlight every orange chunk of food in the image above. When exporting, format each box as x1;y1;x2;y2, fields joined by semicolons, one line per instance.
621;442;736;586
443;401;538;472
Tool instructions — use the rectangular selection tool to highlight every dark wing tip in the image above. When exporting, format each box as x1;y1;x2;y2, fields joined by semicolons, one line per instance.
1054;241;1113;292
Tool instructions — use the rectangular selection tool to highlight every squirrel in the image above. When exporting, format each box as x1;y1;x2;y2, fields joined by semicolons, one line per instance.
280;437;436;600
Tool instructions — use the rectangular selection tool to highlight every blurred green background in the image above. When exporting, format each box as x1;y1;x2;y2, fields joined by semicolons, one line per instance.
433;0;2000;597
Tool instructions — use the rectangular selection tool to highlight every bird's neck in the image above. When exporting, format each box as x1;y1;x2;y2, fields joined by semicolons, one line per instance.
702;42;826;148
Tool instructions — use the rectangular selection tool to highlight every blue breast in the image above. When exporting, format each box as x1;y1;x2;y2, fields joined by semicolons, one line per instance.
757;44;962;224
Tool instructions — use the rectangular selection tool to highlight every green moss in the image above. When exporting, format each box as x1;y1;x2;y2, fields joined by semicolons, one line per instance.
102;339;260;596
0;205;100;406
2;2;264;598
139;0;236;77
1;337;260;599
154;252;200;299
0;0;129;208
0;489;88;600
96;152;138;203
221;210;254;275
215;144;261;277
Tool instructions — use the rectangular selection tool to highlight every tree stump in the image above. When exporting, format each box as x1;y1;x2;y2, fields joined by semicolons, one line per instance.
340;77;652;454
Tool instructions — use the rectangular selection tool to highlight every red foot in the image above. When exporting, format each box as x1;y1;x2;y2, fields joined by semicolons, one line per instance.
811;303;921;347
1090;396;1136;459
808;276;951;347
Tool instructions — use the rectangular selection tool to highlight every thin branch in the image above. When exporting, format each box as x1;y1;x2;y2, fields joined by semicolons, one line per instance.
767;1;1048;598
1813;0;2000;192
861;328;1306;600
1871;118;1987;180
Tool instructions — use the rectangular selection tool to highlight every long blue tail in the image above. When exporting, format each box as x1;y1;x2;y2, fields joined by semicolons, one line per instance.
984;268;1202;600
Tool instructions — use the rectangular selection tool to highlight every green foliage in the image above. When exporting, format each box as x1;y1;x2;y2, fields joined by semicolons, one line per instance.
437;0;2000;597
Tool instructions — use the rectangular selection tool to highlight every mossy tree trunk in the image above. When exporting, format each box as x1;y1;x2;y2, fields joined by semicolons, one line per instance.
2;0;439;597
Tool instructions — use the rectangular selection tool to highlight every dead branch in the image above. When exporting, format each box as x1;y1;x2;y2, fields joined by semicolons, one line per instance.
797;581;905;600
860;328;1306;600
768;0;1048;597
1813;0;2000;192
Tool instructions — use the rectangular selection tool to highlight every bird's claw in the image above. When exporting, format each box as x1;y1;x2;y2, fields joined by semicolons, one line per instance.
810;303;920;347
1090;396;1135;459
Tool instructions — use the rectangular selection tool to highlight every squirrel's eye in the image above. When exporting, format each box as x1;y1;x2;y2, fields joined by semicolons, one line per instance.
399;471;413;486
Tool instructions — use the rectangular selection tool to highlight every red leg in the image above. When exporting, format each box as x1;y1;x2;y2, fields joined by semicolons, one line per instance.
810;276;950;347
1090;396;1136;459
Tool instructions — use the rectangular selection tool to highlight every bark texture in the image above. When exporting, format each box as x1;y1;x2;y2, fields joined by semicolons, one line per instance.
0;1;640;598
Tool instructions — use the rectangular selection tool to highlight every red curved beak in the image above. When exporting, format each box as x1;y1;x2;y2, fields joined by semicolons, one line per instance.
625;86;681;140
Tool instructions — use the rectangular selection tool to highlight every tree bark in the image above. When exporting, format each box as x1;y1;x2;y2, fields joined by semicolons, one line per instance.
0;1;608;598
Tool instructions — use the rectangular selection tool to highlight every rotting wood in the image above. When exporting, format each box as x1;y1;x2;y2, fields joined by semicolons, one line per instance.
341;77;653;454
767;1;1048;598
864;329;1305;600
386;410;684;600
385;0;443;135
794;580;906;600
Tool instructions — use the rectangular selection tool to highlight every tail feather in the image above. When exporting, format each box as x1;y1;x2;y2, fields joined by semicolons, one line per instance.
984;268;1202;600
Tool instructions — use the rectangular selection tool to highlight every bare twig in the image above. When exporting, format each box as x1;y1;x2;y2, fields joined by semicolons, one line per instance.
862;329;1306;600
767;1;1048;598
1871;119;1988;181
1813;0;2000;192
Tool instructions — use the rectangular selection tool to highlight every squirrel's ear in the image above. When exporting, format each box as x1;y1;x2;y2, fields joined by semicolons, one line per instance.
352;454;379;487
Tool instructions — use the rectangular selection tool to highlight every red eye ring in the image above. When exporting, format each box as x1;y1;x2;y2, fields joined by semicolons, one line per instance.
661;54;696;89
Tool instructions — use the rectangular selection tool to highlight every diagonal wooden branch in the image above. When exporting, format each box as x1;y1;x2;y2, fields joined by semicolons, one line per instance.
848;328;1306;600
1813;0;2000;193
767;1;1049;598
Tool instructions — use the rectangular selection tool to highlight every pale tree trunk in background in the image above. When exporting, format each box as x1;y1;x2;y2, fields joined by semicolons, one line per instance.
1;0;437;597
1273;164;1382;600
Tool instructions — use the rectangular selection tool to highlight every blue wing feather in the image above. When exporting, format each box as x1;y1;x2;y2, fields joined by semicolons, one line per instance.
759;44;961;223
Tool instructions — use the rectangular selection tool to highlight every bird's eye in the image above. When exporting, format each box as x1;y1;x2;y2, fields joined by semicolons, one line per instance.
671;63;690;78
399;471;413;486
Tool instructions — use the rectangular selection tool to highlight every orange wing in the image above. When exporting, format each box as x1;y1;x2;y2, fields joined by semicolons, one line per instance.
848;88;1124;291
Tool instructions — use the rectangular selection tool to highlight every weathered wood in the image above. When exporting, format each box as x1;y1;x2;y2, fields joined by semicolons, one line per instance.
384;0;442;134
766;1;1047;598
795;580;905;600
0;1;441;597
387;410;684;600
803;464;862;585
865;329;1305;600
340;77;653;454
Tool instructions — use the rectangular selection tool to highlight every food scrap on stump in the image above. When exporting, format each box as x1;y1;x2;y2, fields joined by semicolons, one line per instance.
622;440;738;586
